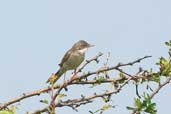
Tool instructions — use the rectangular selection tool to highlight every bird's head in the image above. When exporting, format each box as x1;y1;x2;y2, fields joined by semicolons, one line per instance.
72;40;94;53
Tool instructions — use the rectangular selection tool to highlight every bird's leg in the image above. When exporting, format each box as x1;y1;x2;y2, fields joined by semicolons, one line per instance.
74;69;77;75
71;69;77;80
50;84;55;108
63;73;67;85
62;73;68;91
63;73;66;82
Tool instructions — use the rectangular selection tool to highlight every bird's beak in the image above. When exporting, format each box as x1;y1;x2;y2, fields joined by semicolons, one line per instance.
88;44;95;47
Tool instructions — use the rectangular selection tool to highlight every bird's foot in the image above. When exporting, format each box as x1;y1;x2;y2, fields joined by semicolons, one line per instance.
71;74;77;80
63;80;68;86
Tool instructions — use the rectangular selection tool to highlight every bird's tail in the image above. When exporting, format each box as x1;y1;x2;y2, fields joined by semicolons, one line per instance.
46;68;65;84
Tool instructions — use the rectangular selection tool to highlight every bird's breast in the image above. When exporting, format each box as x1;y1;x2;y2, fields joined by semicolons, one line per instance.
63;52;85;70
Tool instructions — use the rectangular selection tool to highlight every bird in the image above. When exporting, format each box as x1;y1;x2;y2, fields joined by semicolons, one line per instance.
46;40;94;84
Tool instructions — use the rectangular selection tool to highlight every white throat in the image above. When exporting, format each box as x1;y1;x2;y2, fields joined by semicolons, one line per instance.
78;48;88;54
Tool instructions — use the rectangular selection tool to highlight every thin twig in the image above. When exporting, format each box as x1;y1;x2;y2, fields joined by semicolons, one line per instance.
0;55;151;110
131;75;171;114
52;56;152;101
77;52;103;73
28;77;133;114
150;75;171;98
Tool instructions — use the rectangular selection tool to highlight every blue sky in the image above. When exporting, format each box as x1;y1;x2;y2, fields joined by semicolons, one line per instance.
0;0;171;114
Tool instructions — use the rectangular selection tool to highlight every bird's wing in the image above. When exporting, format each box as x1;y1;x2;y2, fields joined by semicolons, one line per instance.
58;49;72;67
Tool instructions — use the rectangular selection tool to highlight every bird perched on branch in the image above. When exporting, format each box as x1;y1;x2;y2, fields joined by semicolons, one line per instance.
46;40;94;84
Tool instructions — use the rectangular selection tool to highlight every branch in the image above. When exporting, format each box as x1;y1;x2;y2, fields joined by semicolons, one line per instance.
150;75;171;98
52;55;152;101
28;77;133;114
77;52;103;73
131;75;171;114
0;55;151;110
0;86;58;110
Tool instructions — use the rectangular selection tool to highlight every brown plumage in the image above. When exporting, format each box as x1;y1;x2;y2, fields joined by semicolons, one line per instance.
46;40;93;84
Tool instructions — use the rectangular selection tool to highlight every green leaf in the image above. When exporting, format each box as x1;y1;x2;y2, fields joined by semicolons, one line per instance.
165;41;171;47
126;106;136;111
160;57;168;66
0;110;15;114
119;72;125;78
151;73;160;83
163;64;171;76
169;49;171;57
89;110;94;114
101;104;113;111
96;76;105;83
0;106;16;114
158;57;171;76
128;94;157;114
40;99;49;104
134;98;142;109
145;103;156;114
57;93;67;99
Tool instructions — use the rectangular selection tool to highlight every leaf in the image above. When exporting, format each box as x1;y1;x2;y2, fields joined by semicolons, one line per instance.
151;73;160;83
145;103;156;114
128;94;157;114
160;57;168;67
96;76;105;83
169;48;171;57
126;106;136;111
89;110;94;114
101;104;113;111
165;41;171;47
101;97;107;103
0;106;16;114
0;110;15;114
165;40;171;46
40;99;49;104
134;98;142;109
119;72;125;78
57;93;67;99
159;57;171;76
162;64;171;76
